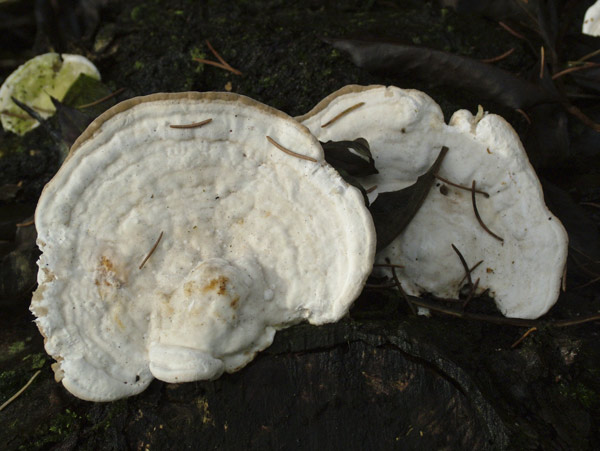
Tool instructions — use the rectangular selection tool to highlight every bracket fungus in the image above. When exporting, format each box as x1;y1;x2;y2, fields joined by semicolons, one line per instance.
31;92;376;401
583;0;600;36
298;85;568;319
0;53;100;135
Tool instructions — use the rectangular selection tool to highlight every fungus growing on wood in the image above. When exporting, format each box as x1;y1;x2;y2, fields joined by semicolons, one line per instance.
298;85;568;319
583;1;600;36
0;53;100;135
31;92;376;401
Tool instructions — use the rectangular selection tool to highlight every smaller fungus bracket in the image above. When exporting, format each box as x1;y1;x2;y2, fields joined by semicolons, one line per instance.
31;91;376;401
300;85;568;319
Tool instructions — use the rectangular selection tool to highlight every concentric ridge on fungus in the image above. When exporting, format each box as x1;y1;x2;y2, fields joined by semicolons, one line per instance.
31;92;376;401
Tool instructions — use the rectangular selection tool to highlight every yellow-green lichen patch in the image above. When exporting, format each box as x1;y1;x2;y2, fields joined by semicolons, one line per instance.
0;53;100;135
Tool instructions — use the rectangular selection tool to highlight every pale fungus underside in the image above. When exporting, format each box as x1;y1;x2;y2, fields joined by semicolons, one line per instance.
31;92;376;401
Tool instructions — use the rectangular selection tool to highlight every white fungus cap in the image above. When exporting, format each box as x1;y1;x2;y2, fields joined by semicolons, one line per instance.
583;1;600;36
299;85;568;320
0;53;100;135
31;92;375;401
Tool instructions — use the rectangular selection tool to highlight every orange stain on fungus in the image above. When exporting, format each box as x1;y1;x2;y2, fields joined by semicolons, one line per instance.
203;276;229;295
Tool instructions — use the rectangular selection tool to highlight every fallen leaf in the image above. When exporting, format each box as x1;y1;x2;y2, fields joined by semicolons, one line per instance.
369;146;448;252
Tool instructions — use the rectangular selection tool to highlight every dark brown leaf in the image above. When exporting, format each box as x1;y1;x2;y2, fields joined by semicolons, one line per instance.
50;97;93;149
325;37;557;110
369;146;448;252
320;138;378;177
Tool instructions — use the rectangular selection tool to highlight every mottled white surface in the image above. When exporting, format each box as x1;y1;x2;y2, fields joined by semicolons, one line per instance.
32;92;375;401
299;85;568;320
0;53;100;135
583;0;600;36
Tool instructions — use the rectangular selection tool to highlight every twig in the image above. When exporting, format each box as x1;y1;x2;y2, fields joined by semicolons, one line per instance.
206;40;237;71
430;295;466;304
194;40;242;76
511;327;537;348
563;103;600;132
405;297;600;329
77;88;126;109
570;248;600;279
16;219;34;228
0;370;41;412
575;275;600;290
553;315;600;328
193;58;238;74
580;202;600;209
366;185;378;194
515;108;531;124
480;48;515;64
365;282;398;288
266;136;317;162
459;260;484;284
569;246;600;264
498;21;527;40
575;48;600;63
373;263;404;269
452;244;473;286
552;63;600;80
408;297;538;327
472;180;504;242
434;174;489;197
321;102;365;128
539;46;545;79
169;118;212;129
139;231;164;269
391;266;416;315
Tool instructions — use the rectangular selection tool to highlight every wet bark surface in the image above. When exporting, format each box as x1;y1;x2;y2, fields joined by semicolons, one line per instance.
1;1;599;450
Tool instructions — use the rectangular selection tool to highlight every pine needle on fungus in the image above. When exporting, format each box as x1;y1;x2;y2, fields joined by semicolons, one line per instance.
266;136;317;162
139;231;164;269
321;102;365;128
169;118;212;129
435;174;489;197
471;180;504;242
